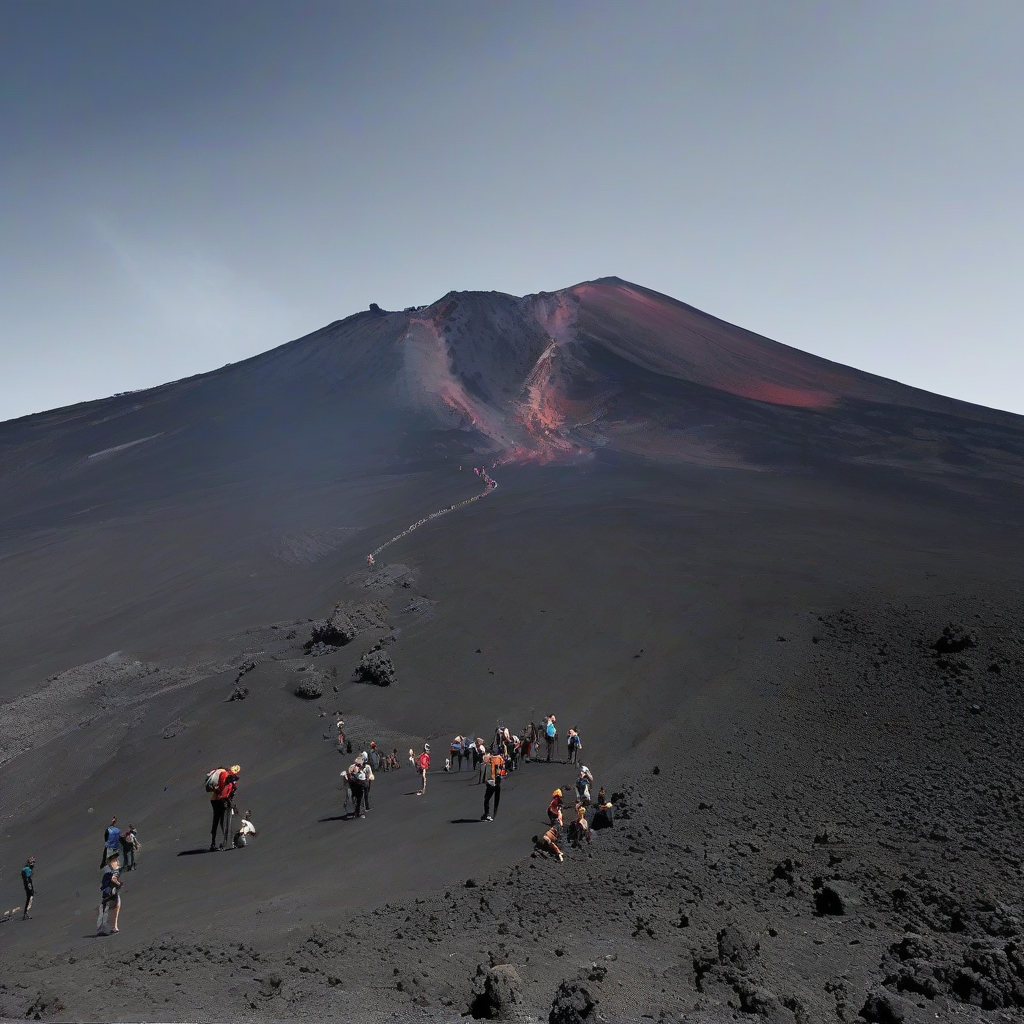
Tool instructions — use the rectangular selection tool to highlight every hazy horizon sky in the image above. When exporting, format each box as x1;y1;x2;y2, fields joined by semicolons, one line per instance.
2;1;1022;421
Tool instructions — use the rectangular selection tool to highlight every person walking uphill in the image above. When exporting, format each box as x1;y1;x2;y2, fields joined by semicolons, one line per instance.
205;765;240;851
96;853;123;935
100;817;121;868
481;750;505;821
21;856;35;920
120;825;139;871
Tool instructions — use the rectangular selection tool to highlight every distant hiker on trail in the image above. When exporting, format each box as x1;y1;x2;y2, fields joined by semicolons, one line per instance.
335;719;346;751
481;750;505;821
96;853;123;935
120;825;139;872
233;810;257;848
522;722;537;762
566;727;582;765
548;789;564;827
450;735;465;771
544;715;557;762
101;817;121;868
535;825;564;862
366;555;375;567
576;765;594;807
411;744;430;795
473;737;487;781
340;765;353;813
592;788;614;830
361;752;375;810
21;857;35;920
206;765;240;851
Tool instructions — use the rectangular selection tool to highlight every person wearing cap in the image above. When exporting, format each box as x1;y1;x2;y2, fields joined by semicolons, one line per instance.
413;743;430;795
209;765;241;851
21;856;35;920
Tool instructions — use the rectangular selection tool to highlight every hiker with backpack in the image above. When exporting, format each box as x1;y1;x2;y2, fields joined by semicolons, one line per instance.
20;856;35;920
347;756;369;818
100;817;121;868
544;715;557;762
472;737;487;782
450;735;465;771
119;825;139;871
566;727;582;765
96;853;123;935
481;750;505;821
576;765;594;807
205;765;240;851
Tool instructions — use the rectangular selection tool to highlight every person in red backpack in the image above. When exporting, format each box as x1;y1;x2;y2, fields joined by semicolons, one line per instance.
412;744;430;795
207;765;240;851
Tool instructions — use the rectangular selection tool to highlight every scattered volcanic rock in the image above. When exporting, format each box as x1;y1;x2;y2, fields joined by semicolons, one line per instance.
860;988;907;1023
352;649;396;686
548;980;597;1024
468;963;524;1020
293;668;325;699
305;601;389;650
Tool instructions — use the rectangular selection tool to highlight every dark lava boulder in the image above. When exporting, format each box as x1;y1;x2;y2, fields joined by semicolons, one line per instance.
293;669;325;699
549;980;597;1024
468;964;523;1020
934;624;977;654
352;649;396;686
717;924;759;972
860;988;906;1023
306;601;388;650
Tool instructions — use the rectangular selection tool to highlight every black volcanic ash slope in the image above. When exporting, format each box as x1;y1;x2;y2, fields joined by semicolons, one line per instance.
0;280;1022;1023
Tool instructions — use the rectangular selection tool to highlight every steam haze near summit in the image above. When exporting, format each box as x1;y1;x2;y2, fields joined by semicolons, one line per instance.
2;1;1022;422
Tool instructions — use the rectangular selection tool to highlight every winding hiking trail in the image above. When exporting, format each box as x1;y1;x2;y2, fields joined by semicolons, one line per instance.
366;471;497;563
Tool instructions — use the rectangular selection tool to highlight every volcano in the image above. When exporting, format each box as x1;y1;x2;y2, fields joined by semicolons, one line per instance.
1;280;1023;1023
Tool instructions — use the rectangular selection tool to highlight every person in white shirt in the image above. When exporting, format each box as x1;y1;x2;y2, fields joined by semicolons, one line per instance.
233;811;257;848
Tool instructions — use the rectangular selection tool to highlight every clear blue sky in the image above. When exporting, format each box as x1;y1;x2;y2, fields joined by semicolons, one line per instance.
2;1;1022;421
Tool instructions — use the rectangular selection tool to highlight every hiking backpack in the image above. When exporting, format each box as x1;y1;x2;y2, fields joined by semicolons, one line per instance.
204;768;222;793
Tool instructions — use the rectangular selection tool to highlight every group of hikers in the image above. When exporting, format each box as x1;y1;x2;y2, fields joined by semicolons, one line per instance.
12;710;610;933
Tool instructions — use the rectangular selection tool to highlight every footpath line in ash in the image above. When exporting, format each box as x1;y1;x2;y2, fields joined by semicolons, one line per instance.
367;468;497;563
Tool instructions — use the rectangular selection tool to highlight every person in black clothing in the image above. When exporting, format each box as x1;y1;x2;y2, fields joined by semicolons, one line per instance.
592;788;614;830
481;752;504;821
21;856;35;920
